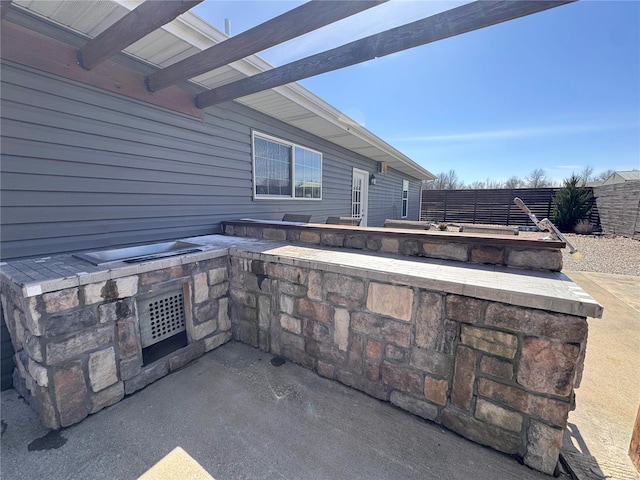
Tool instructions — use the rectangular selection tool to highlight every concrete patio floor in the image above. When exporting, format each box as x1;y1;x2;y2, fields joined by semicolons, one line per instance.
1;341;559;480
562;272;640;480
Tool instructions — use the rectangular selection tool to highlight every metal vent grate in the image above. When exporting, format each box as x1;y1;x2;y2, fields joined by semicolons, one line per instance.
138;290;186;348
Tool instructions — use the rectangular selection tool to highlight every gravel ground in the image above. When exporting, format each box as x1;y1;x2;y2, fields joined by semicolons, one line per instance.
521;232;640;276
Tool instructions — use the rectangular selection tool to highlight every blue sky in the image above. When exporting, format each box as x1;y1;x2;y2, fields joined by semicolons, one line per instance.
192;1;640;185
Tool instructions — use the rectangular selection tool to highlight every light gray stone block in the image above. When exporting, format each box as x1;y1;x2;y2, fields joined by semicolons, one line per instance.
475;398;523;433
208;267;228;286
279;314;301;334
43;288;79;313
90;381;124;414
334;307;350;351
461;325;517;359
204;331;232;352
88;347;118;392
27;358;48;387
390;390;439;421
524;421;563;474
193;319;217;340
366;283;413;322
193;272;208;304
46;326;114;365
218;298;231;331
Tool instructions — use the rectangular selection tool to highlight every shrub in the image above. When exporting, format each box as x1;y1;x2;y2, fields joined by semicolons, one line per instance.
574;220;594;235
553;174;594;232
438;222;448;231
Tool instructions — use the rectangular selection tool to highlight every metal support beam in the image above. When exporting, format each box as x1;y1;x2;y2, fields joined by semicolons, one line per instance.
196;0;575;109
146;0;387;92
77;0;203;70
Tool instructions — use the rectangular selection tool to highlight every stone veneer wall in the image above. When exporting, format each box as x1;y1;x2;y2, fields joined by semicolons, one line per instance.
229;252;588;475
2;243;590;475
0;257;232;429
222;222;563;272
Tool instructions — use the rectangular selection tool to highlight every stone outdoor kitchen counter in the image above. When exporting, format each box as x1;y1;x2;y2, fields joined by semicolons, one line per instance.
0;233;603;475
0;235;257;298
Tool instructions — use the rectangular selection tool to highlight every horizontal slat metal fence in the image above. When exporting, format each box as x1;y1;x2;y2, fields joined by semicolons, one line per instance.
593;181;640;239
421;187;601;230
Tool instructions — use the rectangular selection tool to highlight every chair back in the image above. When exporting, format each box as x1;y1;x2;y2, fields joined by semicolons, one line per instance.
282;214;312;222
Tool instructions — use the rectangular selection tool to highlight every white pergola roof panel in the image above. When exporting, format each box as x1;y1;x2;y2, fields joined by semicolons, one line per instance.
192;67;248;90
18;0;122;34
126;30;185;63
11;0;434;180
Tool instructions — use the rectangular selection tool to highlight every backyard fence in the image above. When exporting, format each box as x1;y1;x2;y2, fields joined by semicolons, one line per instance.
593;181;640;239
421;187;601;230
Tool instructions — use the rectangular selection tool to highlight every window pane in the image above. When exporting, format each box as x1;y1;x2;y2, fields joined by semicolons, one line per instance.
402;180;409;217
255;137;291;196
254;136;321;199
294;146;322;198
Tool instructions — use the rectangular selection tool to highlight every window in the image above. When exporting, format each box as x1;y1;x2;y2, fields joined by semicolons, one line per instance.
253;132;322;199
401;180;409;218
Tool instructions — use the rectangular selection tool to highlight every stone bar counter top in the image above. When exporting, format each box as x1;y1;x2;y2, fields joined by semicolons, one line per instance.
0;235;258;298
221;219;567;272
0;233;601;327
230;238;602;319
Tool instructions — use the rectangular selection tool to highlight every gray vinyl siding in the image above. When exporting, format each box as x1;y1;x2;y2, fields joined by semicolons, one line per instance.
0;61;422;261
367;172;421;227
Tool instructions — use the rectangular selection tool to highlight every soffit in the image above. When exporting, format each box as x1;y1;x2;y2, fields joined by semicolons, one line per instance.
11;0;434;180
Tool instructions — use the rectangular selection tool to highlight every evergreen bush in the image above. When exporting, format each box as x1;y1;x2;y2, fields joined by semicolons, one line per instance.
553;174;594;232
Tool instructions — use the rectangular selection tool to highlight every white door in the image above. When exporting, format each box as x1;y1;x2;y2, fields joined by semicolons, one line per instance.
351;169;369;226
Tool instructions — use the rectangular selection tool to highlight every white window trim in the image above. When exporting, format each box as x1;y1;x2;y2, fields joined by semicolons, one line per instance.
401;179;409;218
252;130;323;201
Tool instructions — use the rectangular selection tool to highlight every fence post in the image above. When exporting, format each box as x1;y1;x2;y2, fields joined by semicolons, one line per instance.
473;190;477;223
443;190;448;222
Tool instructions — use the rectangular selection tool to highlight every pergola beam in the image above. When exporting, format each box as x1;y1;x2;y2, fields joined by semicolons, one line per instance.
145;0;387;92
196;0;575;109
78;0;203;70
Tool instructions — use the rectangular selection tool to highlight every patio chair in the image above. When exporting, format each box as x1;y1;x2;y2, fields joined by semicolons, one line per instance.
384;219;430;230
282;214;312;222
326;216;362;226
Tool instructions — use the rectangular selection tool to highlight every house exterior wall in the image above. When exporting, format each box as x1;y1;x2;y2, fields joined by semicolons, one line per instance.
0;61;422;262
0;61;421;390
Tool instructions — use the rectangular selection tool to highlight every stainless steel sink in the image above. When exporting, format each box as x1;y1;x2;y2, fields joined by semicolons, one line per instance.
72;241;205;266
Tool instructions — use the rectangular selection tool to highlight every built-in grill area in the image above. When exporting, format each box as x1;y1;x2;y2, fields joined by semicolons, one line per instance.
71;241;205;266
0;236;233;429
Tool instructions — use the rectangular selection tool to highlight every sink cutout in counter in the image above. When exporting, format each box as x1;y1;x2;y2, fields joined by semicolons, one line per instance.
73;241;204;266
